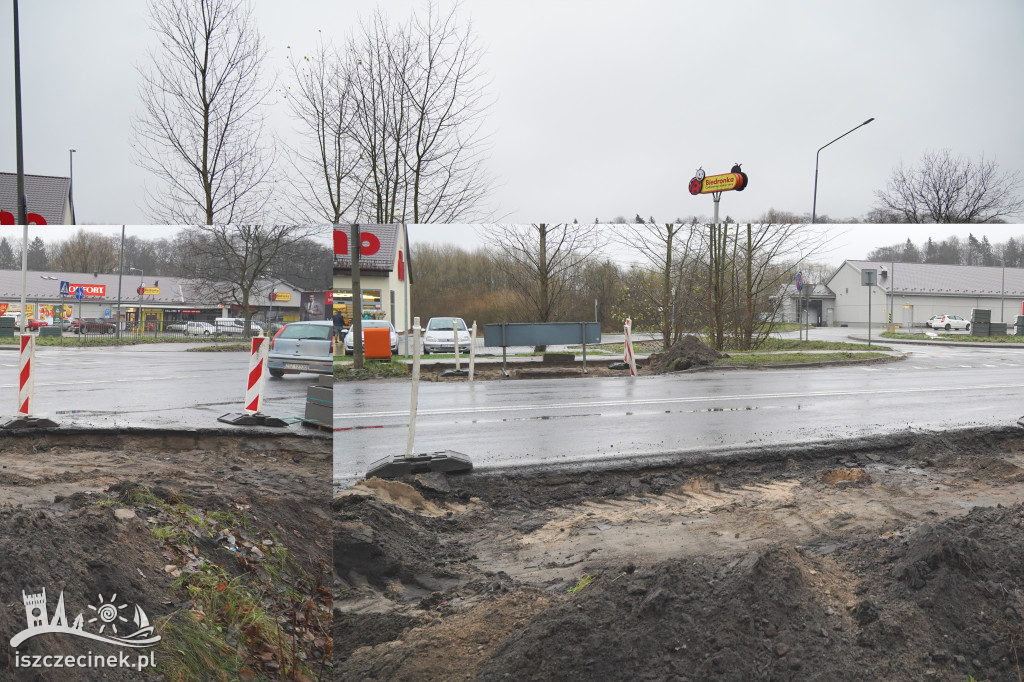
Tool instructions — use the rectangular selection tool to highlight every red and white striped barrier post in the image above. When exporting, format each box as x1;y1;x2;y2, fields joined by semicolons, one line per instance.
624;318;637;376
1;334;57;429
217;333;287;427
18;334;34;415
244;336;269;414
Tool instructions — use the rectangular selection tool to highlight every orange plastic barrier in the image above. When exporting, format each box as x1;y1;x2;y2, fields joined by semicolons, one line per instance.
363;327;392;360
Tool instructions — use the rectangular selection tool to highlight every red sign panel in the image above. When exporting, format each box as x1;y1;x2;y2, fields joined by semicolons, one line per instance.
0;211;47;225
70;283;107;297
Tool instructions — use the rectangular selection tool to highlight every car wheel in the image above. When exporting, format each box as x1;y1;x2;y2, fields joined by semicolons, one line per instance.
966;323;971;331
107;327;115;334
269;369;285;378
204;330;211;336
945;323;951;331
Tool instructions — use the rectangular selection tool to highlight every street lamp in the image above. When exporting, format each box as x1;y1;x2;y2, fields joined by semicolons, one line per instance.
129;267;144;334
811;118;875;224
69;149;77;224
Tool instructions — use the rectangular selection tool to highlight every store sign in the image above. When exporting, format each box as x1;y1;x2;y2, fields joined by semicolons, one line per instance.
137;287;160;296
0;211;47;225
70;283;107;297
271;292;291;302
689;172;748;195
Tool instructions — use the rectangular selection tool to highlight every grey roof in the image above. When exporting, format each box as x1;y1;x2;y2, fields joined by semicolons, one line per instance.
333;224;399;273
0;173;72;225
837;260;1024;297
0;268;303;306
781;282;835;299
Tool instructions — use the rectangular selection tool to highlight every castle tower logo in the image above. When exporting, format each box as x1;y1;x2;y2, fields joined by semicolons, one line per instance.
10;588;161;649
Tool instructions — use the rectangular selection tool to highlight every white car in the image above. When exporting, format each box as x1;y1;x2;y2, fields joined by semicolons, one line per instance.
214;317;265;336
344;320;399;355
423;317;472;354
183;321;217;336
929;314;970;331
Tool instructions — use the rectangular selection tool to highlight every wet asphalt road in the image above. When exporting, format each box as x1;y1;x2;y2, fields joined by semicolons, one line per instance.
335;336;1024;486
0;345;316;430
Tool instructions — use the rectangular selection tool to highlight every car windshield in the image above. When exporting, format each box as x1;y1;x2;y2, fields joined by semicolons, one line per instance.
278;324;332;340
428;318;466;331
352;321;391;330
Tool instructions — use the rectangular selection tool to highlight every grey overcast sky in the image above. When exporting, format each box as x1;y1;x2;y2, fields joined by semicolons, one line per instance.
2;1;1023;262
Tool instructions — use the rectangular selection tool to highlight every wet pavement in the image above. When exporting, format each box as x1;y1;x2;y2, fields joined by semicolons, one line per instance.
335;338;1024;487
0;345;320;431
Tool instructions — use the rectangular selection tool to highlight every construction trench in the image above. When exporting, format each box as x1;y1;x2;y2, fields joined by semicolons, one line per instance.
336;426;1024;681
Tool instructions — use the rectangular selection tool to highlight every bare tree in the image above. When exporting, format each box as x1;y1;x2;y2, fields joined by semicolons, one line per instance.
619;222;700;349
485;224;608;348
174;225;325;335
345;2;493;224
49;230;118;273
873;150;1024;223
282;36;364;223
134;0;275;224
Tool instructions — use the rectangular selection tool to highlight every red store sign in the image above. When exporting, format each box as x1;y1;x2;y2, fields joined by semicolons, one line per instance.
69;283;107;297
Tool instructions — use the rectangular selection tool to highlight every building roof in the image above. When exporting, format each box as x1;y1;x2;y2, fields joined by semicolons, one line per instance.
333;224;401;274
836;260;1024;297
0;173;72;225
780;282;835;299
0;268;304;307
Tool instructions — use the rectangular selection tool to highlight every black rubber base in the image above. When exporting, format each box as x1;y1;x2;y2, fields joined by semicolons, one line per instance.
217;412;288;428
439;369;469;378
0;416;59;430
365;451;473;478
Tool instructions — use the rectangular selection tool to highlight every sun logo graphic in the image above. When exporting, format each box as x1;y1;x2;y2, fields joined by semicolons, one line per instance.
10;588;161;649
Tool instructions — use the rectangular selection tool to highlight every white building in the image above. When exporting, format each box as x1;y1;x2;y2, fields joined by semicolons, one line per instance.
826;260;1024;327
333;224;413;331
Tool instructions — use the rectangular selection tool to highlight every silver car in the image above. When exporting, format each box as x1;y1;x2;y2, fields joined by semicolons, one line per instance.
423;317;471;354
268;320;334;377
343;320;399;356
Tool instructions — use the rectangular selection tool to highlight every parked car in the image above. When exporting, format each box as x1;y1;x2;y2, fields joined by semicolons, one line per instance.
343;320;399;356
213;317;264;336
924;315;943;329
26;319;49;331
183;321;217;336
422;317;472;354
71;318;116;334
268;320;334;377
929;314;970;331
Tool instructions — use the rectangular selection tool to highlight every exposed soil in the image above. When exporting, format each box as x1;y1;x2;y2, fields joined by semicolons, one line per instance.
0;428;332;681
336;426;1024;681
645;335;726;373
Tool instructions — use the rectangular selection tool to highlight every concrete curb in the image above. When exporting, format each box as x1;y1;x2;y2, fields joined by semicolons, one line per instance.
846;334;1024;349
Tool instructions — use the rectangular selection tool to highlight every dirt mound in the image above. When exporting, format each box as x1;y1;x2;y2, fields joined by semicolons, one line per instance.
646;335;726;374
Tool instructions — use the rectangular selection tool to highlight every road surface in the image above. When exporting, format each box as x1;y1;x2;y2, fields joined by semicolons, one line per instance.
335;337;1024;487
0;344;317;430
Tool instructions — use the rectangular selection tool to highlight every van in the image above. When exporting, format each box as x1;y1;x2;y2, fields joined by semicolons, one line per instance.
214;317;265;336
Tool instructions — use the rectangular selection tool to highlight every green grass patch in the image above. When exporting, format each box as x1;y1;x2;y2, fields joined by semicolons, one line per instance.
567;574;595;594
756;338;892;352
187;343;250;352
335;360;411;380
716;351;890;366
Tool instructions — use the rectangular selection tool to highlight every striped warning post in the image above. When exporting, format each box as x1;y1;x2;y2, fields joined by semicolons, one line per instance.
623;318;637;377
244;336;269;414
18;334;34;415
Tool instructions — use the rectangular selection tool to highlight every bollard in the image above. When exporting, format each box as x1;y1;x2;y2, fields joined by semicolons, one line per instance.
0;335;58;429
366;316;472;478
218;335;287;427
469;321;477;382
624;318;637;376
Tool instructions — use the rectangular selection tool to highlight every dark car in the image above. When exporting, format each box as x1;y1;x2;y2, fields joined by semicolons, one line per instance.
71;318;116;335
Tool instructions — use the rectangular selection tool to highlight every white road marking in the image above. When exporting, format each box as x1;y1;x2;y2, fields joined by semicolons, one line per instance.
336;382;1024;420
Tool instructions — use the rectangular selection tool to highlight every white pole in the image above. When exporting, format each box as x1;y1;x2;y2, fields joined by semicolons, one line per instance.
469;321;477;382
405;317;421;459
453;322;460;371
624;318;637;376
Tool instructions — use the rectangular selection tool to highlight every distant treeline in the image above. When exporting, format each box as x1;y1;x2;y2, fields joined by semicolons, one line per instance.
867;233;1024;267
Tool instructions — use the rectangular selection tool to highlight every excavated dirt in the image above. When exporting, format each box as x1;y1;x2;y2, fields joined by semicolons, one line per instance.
0;429;332;681
645;335;726;374
336;426;1024;681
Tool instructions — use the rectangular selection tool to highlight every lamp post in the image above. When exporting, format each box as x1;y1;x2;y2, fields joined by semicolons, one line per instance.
69;149;76;224
811;118;875;224
129;267;144;335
